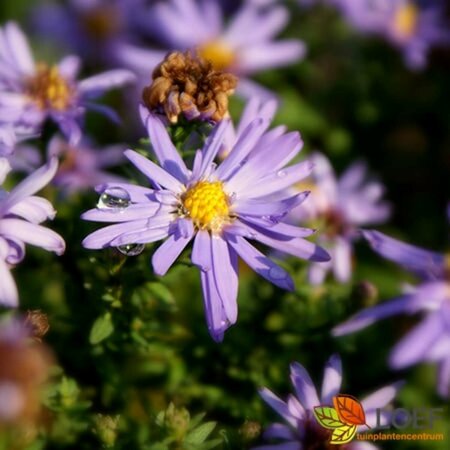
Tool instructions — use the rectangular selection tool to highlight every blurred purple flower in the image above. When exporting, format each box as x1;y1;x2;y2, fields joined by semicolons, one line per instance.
332;0;450;69
0;22;135;145
255;354;402;449
334;224;450;398
82;106;329;341
0;157;65;307
291;152;390;285
47;136;126;194
119;0;306;100
32;0;155;67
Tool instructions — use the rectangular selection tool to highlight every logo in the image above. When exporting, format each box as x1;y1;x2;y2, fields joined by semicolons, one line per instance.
313;395;369;445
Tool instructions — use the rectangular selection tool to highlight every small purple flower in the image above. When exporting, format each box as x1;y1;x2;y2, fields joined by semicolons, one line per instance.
0;22;135;145
334;224;450;398
47;136;126;194
255;354;402;450
332;0;450;69
119;0;306;100
0;157;65;307
291;152;390;285
82;106;329;341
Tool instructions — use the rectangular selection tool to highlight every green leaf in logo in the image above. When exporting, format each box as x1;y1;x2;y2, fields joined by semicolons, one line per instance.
330;424;357;445
313;407;345;429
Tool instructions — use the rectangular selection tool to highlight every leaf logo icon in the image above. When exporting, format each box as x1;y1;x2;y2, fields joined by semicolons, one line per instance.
332;395;368;427
313;407;345;429
330;424;357;445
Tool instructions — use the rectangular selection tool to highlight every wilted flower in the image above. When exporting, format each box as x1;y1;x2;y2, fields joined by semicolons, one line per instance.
47;135;126;194
119;0;305;99
291;152;390;285
255;354;402;449
334;219;450;398
142;50;238;123
0;317;52;426
0;157;65;307
332;0;450;69
82;107;329;341
0;22;135;145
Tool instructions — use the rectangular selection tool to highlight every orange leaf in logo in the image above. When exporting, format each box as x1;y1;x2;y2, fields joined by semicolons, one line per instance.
332;395;367;426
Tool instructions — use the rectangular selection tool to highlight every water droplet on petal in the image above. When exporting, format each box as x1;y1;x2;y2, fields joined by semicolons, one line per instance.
117;243;145;256
277;170;286;178
269;266;286;280
98;187;131;211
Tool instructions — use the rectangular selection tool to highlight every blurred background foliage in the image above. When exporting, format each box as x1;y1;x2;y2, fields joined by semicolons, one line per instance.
0;1;449;449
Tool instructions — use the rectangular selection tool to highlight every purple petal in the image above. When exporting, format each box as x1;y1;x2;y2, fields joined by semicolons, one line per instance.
57;55;81;80
2;22;34;75
1;157;58;213
233;192;310;218
238;160;313;199
389;312;444;369
0;256;18;307
263;423;295;441
82;219;148;249
152;220;194;276
95;182;154;203
225;234;294;291
81;203;161;222
110;218;172;246
240;216;315;239
290;362;320;411
0;219;65;255
332;237;352;283
191;230;211;271
140;106;189;182
321;354;342;405
199;119;230;176
8;196;55;223
78;69;135;95
258;387;296;428
211;235;238;324
332;295;412;336
362;230;445;279
361;382;403;413
237;40;306;73
125;150;184;193
215;117;268;181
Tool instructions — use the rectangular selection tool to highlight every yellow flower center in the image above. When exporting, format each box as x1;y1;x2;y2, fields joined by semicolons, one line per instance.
181;181;230;232
393;3;418;39
198;41;235;71
26;64;72;111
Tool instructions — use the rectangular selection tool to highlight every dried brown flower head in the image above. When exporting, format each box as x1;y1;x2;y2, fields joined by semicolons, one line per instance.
0;320;53;427
142;50;238;123
24;310;50;341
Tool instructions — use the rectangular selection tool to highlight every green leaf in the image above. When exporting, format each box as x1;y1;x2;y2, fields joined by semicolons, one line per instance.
313;406;345;429
185;422;216;445
89;313;114;345
146;282;175;305
330;424;357;444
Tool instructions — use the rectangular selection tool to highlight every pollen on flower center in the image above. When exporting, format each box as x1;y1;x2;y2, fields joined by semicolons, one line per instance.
26;64;72;111
198;41;235;71
181;181;230;231
393;3;418;38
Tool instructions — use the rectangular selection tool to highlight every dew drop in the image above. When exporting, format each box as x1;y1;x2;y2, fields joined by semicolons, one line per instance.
269;266;286;280
277;170;286;178
117;243;145;256
97;187;131;211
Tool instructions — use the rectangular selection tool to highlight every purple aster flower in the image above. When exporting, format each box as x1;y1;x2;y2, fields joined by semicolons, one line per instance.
0;22;136;145
334;222;450;398
119;0;306;100
332;0;450;69
82;107;329;341
255;354;402;449
291;152;391;285
0;157;65;307
47;136;126;194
